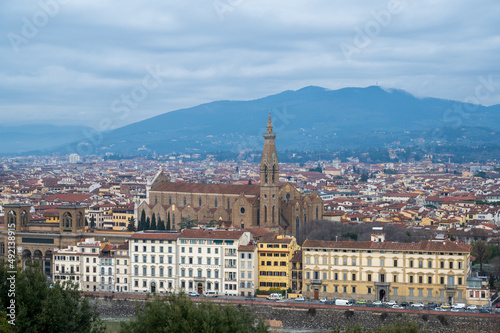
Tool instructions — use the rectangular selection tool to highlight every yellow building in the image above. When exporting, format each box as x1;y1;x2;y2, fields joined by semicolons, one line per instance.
112;204;135;230
302;239;472;305
258;235;300;291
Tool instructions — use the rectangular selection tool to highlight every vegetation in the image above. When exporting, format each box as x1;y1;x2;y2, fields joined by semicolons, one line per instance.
127;216;136;232
89;215;96;230
179;217;198;229
472;240;491;274
120;294;268;333
0;262;104;333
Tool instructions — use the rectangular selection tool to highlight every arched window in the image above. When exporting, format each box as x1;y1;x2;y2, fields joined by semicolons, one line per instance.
101;267;104;274
272;165;275;183
264;165;268;184
172;214;176;229
184;197;187;206
296;216;299;234
272;205;275;223
108;267;112;275
169;196;172;205
215;197;218;208
227;199;230;210
199;196;202;207
304;214;307;224
155;196;157;204
264;206;267;223
316;207;319;220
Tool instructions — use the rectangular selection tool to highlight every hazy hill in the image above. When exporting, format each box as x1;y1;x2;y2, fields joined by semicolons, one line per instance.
4;86;500;155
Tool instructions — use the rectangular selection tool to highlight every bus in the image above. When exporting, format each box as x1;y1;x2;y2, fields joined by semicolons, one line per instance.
204;291;219;297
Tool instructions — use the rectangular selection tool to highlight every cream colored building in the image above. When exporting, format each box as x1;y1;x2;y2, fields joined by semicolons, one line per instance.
238;244;258;297
302;239;472;305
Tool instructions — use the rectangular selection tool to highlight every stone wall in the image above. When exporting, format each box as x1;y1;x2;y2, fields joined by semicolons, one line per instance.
88;296;500;333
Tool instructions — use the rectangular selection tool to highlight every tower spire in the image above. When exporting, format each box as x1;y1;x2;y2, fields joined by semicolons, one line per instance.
267;112;273;134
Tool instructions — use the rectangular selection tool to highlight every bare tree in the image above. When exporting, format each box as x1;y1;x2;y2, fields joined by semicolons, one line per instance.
472;241;491;274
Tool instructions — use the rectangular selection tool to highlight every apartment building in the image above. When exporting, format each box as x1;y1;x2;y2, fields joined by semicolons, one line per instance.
52;246;82;288
238;244;258;297
258;235;300;291
99;245;114;291
79;238;102;292
114;243;130;292
176;229;252;296
302;239;472;304
130;231;180;293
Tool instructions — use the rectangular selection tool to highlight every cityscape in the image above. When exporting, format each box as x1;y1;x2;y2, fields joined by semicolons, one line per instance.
2;1;500;332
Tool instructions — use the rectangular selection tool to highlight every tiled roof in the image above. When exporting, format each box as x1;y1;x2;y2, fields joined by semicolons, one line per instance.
151;182;260;196
131;231;181;240
179;229;245;240
302;240;471;252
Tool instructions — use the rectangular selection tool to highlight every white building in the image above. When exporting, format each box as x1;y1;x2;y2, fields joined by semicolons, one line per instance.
53;246;82;288
79;238;102;292
99;244;115;292
114;243;130;292
130;231;180;294
238;244;258;297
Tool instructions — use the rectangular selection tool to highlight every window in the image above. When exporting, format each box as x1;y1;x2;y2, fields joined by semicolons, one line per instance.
306;272;310;280
409;260;413;268
343;273;347;281
449;262;453;269
458;277;462;285
409;276;413;284
367;274;371;282
418;260;423;268
352;273;356;281
352;286;356;293
394;259;397;267
334;258;338;265
306;257;311;264
428;276;432;284
343;258;347;265
334;286;338;292
143;267;147;276
343;286;347;293
367;258;371;266
440;261;444;269
334;273;338;280
352;258;356;266
393;288;398;295
440;277;444;284
380;259;384;267
458;262;462;269
393;275;397;283
418;276;423;284
409;288;414;296
428;261;432;268
323;257;327;265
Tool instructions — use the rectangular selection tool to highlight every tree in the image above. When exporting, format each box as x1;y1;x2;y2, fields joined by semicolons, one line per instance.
150;214;157;230
119;294;268;333
166;213;171;231
472;240;491;274
127;216;136;232
157;216;165;230
179;217;198;230
90;215;96;230
0;262;105;333
139;210;146;231
360;173;368;182
145;217;151;231
341;231;358;241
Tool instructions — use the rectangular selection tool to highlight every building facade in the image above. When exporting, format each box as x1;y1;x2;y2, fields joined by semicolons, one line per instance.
302;240;472;304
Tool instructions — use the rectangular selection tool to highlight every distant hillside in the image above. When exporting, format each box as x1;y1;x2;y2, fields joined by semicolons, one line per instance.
0;125;93;155
5;86;500;155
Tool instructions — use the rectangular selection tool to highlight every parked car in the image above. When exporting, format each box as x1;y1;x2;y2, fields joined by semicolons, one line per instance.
441;304;451;309
434;307;445;311
400;302;409;307
452;303;466;309
427;303;439;309
320;298;328;303
412;303;425;308
245;297;255;301
356;300;367;305
392;305;403;309
295;296;305;302
479;307;491;313
373;300;383;306
267;293;283;300
467;305;477;310
335;299;351;306
189;292;199;297
386;300;397;306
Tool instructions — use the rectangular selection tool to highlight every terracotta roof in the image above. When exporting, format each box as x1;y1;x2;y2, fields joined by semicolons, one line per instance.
291;249;302;262
151;182;260;196
238;244;257;251
179;229;245;240
302;240;471;252
131;231;181;240
259;236;294;244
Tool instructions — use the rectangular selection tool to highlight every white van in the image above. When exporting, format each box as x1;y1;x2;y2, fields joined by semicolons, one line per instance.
452;303;465;309
204;291;218;297
335;299;351;306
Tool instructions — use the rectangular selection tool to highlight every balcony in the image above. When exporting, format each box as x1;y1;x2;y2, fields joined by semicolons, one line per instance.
311;279;322;285
445;284;457;293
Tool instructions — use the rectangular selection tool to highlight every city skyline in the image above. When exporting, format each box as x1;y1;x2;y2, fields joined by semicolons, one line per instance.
1;1;499;129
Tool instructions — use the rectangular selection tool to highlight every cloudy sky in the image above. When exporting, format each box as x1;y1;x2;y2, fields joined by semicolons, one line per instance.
1;0;499;129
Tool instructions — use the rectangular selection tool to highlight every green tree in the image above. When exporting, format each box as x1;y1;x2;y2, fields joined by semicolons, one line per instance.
360;173;369;182
166;213;171;231
120;294;268;333
150;214;157;230
179;217;198;230
157;216;165;230
145;217;151;231
0;262;105;333
127;216;136;232
341;231;358;241
90;215;96;230
139;210;146;231
472;240;491;274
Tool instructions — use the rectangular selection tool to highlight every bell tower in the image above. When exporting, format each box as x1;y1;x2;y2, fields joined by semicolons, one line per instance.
259;113;280;229
59;205;86;234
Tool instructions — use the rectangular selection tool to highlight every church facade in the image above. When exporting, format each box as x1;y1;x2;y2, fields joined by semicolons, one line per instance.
138;114;323;237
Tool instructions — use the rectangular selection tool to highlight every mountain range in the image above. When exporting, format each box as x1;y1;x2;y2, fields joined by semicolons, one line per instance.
4;86;500;156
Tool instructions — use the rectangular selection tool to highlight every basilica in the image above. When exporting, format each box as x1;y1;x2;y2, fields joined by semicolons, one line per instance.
138;114;323;237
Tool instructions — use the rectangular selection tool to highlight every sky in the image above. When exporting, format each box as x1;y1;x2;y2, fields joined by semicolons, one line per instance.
1;0;500;130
